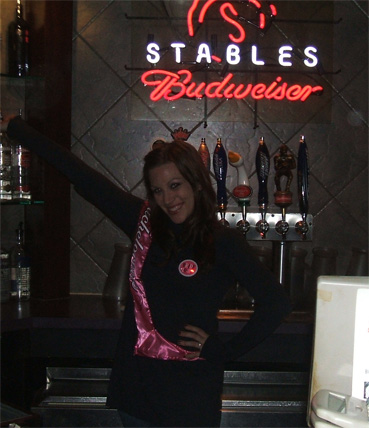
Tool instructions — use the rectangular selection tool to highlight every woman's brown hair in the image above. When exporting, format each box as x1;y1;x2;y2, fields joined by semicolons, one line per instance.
143;140;218;269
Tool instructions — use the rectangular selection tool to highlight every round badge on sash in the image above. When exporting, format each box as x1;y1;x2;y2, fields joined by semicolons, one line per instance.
178;259;198;277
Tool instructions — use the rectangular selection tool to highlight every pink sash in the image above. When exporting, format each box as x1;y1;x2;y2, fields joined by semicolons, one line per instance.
130;202;198;360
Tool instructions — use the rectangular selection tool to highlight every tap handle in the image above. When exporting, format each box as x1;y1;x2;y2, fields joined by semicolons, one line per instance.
256;137;270;207
297;136;309;216
213;138;228;208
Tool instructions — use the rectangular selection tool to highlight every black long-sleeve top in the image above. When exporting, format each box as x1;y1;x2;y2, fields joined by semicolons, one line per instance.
7;117;292;427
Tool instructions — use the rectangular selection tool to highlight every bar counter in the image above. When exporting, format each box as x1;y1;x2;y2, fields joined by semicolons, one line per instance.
1;295;125;332
1;294;314;331
1;294;313;362
1;295;313;411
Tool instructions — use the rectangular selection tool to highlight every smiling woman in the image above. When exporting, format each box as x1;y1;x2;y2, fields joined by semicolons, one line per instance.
143;140;217;270
149;162;195;224
4;116;291;427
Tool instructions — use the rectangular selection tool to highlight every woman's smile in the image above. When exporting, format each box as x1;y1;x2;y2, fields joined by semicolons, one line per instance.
149;162;195;224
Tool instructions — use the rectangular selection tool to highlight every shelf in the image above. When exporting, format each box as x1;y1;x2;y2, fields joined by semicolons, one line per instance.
1;1;81;300
1;200;44;206
1;73;44;82
218;309;314;323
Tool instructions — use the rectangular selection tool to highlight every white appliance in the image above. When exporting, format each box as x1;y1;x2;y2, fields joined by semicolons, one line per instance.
308;276;369;427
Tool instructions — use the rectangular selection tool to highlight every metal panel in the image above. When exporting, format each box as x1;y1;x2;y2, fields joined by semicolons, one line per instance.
217;211;313;241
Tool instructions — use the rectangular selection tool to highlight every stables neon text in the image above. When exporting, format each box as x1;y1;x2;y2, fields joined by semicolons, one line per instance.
146;43;319;68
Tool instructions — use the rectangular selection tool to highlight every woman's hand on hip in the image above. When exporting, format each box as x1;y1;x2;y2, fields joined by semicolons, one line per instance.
178;324;209;359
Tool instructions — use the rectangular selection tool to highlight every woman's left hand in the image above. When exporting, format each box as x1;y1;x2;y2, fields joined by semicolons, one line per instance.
178;325;209;359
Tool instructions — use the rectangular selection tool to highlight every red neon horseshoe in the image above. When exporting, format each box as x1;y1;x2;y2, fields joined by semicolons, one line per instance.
187;0;277;41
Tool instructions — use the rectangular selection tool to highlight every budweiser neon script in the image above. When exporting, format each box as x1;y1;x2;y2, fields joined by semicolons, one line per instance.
141;70;323;102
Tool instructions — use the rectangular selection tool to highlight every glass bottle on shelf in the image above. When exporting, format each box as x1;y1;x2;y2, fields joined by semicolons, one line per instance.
1;248;11;302
11;143;32;201
7;0;30;77
10;222;31;300
0;112;13;201
11;110;32;201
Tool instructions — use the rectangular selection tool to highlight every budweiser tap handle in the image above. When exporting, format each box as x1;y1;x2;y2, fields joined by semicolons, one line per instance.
297;136;309;217
213;138;228;210
255;137;270;208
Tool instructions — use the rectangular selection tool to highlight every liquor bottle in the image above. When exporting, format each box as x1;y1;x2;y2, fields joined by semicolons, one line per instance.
198;138;210;171
8;0;30;77
11;141;31;201
10;222;31;300
0;112;13;201
1;248;11;302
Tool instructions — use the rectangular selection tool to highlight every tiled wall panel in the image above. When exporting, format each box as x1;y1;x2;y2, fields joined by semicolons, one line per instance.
70;1;368;294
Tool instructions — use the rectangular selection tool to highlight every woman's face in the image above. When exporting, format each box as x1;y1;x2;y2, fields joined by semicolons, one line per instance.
149;162;195;224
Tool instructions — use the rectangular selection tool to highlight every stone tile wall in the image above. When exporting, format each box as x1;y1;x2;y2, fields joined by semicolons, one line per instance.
70;1;368;294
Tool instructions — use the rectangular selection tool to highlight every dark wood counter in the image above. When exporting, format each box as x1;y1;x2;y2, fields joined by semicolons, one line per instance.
1;295;313;410
1;294;313;332
1;295;124;332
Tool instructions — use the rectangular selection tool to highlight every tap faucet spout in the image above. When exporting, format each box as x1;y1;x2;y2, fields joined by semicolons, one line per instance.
256;205;269;239
237;202;250;235
276;206;289;239
295;213;309;240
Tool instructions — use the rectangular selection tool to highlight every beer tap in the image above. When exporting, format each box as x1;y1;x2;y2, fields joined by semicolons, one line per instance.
274;143;296;239
255;137;270;239
295;136;309;240
228;150;252;235
274;143;296;285
213;138;229;227
198;137;210;171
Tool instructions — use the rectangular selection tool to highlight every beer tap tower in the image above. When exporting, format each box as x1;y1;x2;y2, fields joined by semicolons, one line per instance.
212;136;313;291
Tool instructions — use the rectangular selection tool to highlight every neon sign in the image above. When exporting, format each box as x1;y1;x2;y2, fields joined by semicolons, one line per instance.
140;0;324;103
187;0;277;42
147;43;319;68
141;71;323;102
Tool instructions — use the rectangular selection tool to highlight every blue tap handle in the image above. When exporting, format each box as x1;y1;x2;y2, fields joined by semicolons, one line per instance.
213;139;228;208
297;136;309;216
255;138;270;207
